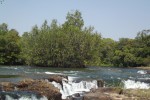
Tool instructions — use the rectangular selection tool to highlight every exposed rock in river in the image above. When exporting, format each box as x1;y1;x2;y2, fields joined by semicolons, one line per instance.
47;75;68;86
0;79;62;100
0;82;16;91
97;79;104;87
83;87;150;100
1;75;150;100
83;87;123;100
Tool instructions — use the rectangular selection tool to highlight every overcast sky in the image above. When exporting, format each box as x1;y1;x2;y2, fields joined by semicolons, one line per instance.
0;0;150;40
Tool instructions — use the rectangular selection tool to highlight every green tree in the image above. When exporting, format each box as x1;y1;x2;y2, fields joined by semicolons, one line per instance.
100;38;116;66
0;23;21;65
135;29;150;66
20;10;103;67
113;38;137;67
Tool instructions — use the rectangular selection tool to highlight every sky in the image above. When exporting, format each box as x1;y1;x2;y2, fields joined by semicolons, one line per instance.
0;0;150;40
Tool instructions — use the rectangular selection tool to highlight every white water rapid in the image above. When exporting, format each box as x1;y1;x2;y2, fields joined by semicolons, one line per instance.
123;79;150;89
4;95;48;100
51;76;98;99
137;70;147;74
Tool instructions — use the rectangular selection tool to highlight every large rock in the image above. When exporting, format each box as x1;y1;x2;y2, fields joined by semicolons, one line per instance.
83;93;111;100
97;80;104;87
0;79;62;100
0;82;16;91
94;87;123;94
17;79;62;100
47;75;68;86
17;78;35;88
83;87;144;100
83;87;123;100
146;70;150;74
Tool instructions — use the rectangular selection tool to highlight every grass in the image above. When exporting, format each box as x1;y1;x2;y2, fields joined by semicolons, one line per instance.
135;66;150;70
0;75;20;78
123;89;150;99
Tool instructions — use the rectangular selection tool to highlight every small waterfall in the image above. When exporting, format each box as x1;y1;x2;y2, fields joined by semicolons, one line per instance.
5;95;47;100
123;79;150;89
137;70;147;74
0;91;48;100
51;76;98;99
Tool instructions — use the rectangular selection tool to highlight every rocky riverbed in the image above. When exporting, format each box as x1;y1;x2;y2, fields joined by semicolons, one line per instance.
0;75;150;100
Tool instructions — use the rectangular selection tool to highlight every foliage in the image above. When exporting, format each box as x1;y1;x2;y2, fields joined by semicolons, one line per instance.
0;23;21;65
20;10;102;67
113;30;150;67
0;10;149;67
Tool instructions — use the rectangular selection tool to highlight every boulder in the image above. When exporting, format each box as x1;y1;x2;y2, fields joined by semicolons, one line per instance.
97;80;104;87
83;93;111;100
0;82;16;91
17;78;34;88
147;70;150;74
94;87;123;94
0;79;62;100
17;79;62;100
83;87;123;100
47;75;68;86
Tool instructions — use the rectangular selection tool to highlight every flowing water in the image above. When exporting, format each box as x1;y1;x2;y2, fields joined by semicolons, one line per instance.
0;66;150;99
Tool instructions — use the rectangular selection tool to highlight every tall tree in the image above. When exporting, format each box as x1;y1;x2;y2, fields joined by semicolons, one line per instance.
0;23;21;65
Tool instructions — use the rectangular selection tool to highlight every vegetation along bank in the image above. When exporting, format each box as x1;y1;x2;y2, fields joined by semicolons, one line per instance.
0;10;150;68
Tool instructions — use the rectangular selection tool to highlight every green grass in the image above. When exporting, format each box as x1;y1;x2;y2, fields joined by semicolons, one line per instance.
0;75;20;78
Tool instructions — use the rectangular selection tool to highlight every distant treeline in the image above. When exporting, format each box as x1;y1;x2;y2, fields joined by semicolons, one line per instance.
0;10;150;67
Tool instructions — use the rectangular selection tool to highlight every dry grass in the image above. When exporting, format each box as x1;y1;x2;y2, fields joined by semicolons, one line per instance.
136;66;150;70
123;89;150;100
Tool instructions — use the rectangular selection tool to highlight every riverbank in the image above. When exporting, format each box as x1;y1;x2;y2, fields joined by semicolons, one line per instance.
83;88;150;100
135;66;150;70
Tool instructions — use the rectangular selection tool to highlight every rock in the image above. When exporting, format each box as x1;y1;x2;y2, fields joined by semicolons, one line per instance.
47;75;68;86
65;94;83;100
72;93;80;97
17;78;34;88
0;82;16;91
94;87;123;94
97;80;104;87
83;87;123;100
17;79;62;100
83;87;144;100
83;93;111;100
147;70;150;74
0;79;62;100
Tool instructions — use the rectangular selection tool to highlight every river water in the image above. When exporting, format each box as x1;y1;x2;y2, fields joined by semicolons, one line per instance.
0;66;150;99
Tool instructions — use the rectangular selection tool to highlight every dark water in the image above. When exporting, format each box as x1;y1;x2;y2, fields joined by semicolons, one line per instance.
0;66;150;85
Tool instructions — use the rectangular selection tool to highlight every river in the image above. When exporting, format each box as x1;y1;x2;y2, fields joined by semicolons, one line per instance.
0;66;150;99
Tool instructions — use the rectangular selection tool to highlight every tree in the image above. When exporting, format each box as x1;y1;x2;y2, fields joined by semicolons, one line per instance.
113;38;137;67
135;29;150;66
100;38;116;66
1;11;149;68
63;10;84;31
20;10;103;67
0;23;21;65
